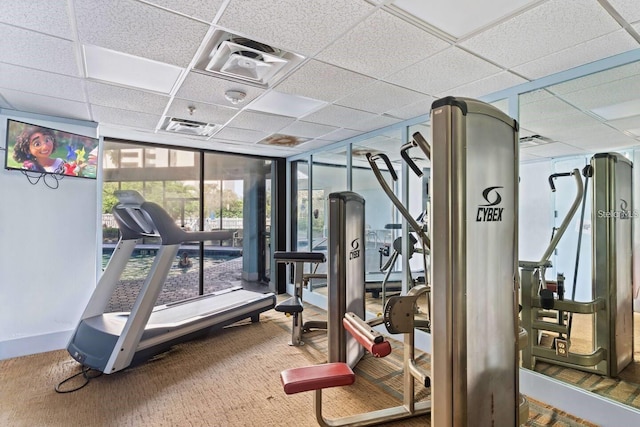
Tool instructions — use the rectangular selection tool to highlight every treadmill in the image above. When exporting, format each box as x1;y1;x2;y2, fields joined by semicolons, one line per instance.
67;190;276;374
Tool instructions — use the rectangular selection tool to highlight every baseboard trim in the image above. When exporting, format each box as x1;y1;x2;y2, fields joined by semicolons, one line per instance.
0;330;72;360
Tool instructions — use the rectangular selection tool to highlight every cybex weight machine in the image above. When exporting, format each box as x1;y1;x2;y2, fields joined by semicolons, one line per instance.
280;97;527;427
520;152;634;377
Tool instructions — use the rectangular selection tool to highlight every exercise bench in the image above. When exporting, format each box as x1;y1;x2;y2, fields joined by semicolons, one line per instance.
281;313;431;426
280;313;391;426
274;251;326;346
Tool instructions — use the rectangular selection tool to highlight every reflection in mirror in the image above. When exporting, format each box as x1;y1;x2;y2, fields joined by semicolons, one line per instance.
351;129;404;315
404;123;432;329
307;149;348;292
518;60;640;411
348;126;432;323
294;159;309;255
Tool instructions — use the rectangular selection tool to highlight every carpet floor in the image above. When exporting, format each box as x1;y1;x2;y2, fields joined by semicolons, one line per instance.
1;299;601;427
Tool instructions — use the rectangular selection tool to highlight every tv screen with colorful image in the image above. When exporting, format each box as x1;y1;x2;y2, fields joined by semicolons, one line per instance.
4;119;99;179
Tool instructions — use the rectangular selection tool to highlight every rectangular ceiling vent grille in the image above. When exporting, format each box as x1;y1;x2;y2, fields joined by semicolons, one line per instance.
160;117;220;137
519;134;552;148
194;31;304;88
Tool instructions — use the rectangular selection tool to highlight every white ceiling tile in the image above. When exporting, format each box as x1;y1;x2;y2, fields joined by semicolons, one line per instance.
278;121;337;138
556;73;640;111
302;104;378;128
0;23;79;76
353;133;403;153
255;143;303;156
166;99;238;125
519;88;554;104
512;30;638;80
0;1;72;38
547;61;640;95
248;91;327;118
83;45;184;94
386;47;502;95
608;0;640;24
460;0;621;68
350;114;402;132
316;9;450;79
142;0;226;22
521;141;589;157
607;114;640;132
385;97;435;120
0;63;86;102
524;111;602;140
519;151;545;162
86;81;170;115
392;0;538;38
565;133;639;152
294;139;337;151
0;89;90;121
197;138;279;156
213;126;268;143
518;96;578;125
3;2;71;40
74;0;209;67
91;105;160;130
335;81;427;114
443;71;528;99
217;0;375;56
175;72;266;107
320;128;362;142
274;60;375;102
591;98;640;120
227;111;295;133
555;123;628;144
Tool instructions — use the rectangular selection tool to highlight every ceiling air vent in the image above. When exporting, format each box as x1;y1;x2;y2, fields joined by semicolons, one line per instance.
160;117;220;137
195;31;305;88
519;134;552;148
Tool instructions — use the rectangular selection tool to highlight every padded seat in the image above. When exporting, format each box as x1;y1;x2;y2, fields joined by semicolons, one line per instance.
281;362;355;395
275;296;304;314
273;251;326;264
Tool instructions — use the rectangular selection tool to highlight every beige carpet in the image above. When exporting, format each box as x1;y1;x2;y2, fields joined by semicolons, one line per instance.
1;304;597;427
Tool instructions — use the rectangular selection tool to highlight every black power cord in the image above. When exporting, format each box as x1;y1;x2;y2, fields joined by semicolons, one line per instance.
21;169;64;189
54;366;102;393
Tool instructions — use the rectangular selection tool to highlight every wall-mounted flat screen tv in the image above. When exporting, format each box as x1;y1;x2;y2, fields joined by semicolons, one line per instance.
4;119;99;179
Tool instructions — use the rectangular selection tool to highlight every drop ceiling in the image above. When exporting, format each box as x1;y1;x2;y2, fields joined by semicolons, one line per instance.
0;0;639;161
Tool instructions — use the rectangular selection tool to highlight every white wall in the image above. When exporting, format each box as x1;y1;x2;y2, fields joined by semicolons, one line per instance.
519;160;554;262
0;109;99;359
635;150;640;311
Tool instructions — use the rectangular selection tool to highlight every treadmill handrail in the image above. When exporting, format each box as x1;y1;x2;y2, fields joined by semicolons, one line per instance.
141;201;234;245
112;190;234;245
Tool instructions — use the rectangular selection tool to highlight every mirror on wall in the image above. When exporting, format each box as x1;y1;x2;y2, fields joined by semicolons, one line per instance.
306;149;348;293
517;60;640;411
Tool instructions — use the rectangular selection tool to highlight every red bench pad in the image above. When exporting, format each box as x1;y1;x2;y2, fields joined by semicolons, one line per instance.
342;318;392;358
280;362;355;395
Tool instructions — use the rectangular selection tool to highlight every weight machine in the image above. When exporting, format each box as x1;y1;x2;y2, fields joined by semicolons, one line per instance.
520;152;634;377
279;97;527;427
